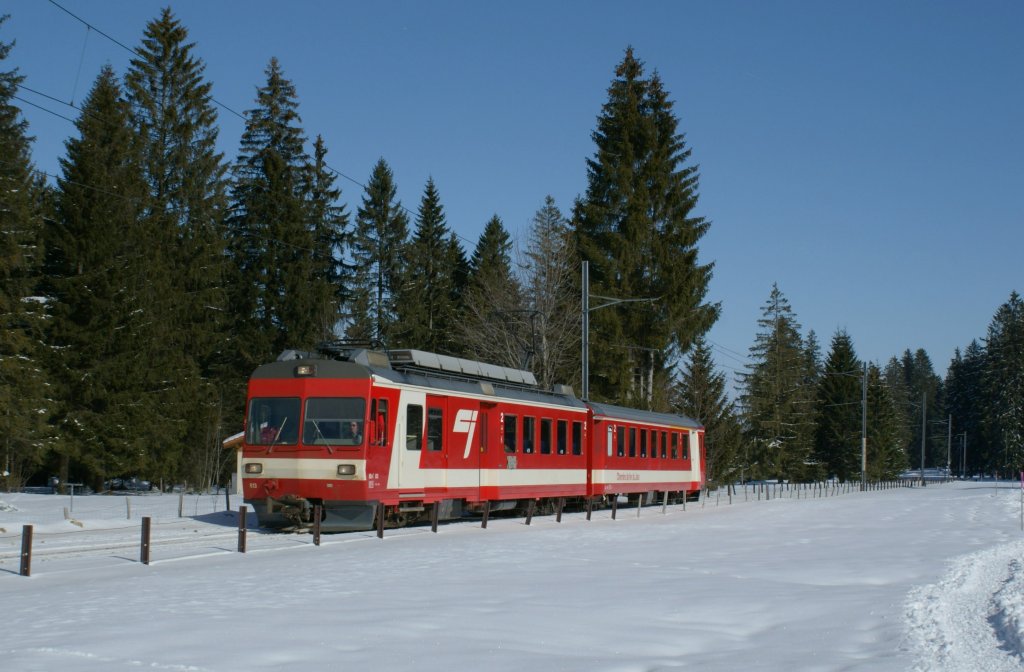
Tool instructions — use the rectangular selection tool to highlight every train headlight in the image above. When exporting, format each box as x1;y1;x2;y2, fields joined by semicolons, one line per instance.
244;463;263;475
295;364;316;377
337;464;356;476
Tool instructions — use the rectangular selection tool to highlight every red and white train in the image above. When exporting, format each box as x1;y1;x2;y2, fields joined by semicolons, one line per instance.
239;344;705;532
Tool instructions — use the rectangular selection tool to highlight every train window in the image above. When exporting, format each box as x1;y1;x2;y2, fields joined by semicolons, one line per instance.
661;431;667;459
406;405;423;451
427;408;443;452
303;397;367;446
681;432;690;460
640;429;647;458
671;432;678;459
375;399;388;446
523;416;535;454
503;415;517;453
572;421;583;456
556;420;567;455
248;397;300;445
540;419;552;454
617;426;625;457
629;427;636;458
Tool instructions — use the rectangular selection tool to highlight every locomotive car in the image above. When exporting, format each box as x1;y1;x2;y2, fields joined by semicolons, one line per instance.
239;343;704;532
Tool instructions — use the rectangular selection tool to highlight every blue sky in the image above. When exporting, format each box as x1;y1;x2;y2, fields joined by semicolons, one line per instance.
5;1;1022;384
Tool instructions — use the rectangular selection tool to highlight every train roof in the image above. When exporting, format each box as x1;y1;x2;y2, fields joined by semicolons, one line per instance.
257;345;700;425
587;401;702;430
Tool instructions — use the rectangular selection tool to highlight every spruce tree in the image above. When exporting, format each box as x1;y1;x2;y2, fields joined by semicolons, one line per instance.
813;330;862;481
46;66;148;489
521;196;581;390
739;284;816;481
574;48;718;408
229;58;324;364
456;215;526;368
306;135;349;341
982;292;1024;475
124;8;230;487
0;17;51;489
865;363;908;480
945;341;985;476
396;178;461;352
672;338;743;486
346;159;408;346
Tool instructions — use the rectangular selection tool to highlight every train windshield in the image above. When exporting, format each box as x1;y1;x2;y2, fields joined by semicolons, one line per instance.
247;398;300;445
303;397;366;446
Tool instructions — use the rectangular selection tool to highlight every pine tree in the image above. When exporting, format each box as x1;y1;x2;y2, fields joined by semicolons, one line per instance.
672;338;742;486
124;8;230;487
574;48;718;408
982;292;1024;476
813;330;862;481
306;135;349;341
46;66;148;489
865;363;908;480
896;348;944;472
521;196;581;390
346;159;408;346
0;17;51;489
456;215;526;368
946;341;985;476
395;178;461;352
739;284;816;481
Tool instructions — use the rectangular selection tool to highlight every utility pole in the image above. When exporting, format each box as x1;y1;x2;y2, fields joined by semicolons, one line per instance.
920;392;927;487
861;362;867;491
947;414;952;479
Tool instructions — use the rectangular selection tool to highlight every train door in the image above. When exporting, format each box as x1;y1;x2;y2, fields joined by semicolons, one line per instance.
393;389;427;491
421;395;449;491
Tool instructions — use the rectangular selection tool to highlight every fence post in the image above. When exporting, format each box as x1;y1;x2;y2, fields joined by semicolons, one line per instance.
312;504;321;546
126;496;132;520
586;496;593;521
376;504;385;539
636;493;642;518
178;492;184;518
662;490;669;514
140;516;151;565
612;494;618;520
525;499;535;526
556;497;564;523
20;525;33;577
481;501;490;529
238;505;248;552
431;503;439;533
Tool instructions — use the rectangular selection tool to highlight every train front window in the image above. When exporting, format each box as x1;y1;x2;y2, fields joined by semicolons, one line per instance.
248;398;300;445
303;397;367;446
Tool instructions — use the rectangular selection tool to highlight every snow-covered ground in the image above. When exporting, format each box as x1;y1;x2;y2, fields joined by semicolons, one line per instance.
2;481;1023;671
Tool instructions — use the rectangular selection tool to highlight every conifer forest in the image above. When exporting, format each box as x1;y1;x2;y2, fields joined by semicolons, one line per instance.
1;11;1021;492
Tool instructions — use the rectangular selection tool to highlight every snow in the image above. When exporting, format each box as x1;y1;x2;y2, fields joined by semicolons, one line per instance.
3;482;1024;671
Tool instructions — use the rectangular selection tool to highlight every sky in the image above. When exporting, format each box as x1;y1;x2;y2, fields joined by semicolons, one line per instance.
4;1;1022;384
4;482;1024;670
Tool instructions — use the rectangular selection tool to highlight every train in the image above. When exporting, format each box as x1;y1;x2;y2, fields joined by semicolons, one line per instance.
238;342;705;532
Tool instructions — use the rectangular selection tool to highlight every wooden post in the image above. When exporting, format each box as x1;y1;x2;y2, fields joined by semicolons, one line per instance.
525;499;535;526
611;494;618;520
224;486;230;513
140;517;151;565
662;491;669;514
238;505;248;553
636;493;642;518
126;496;131;520
312;504;321;547
431;503;439;533
19;525;32;577
556;497;564;523
376;504;385;539
481;501;490;529
586;497;593;521
178;492;184;518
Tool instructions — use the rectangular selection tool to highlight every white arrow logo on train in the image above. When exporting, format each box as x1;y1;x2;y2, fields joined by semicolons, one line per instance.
453;409;478;459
